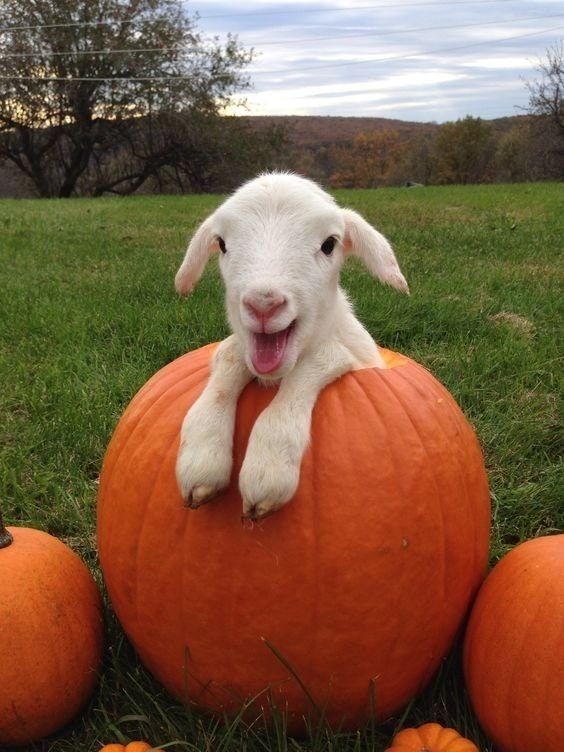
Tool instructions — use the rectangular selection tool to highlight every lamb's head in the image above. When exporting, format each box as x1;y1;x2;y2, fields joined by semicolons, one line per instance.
175;172;408;380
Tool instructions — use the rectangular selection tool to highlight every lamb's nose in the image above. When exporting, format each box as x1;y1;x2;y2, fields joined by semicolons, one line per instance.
243;293;286;323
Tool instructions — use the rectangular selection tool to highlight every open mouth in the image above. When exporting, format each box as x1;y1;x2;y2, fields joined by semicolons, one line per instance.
250;321;296;375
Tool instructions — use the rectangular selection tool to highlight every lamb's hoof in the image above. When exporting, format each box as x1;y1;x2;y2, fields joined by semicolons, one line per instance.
185;484;219;509
241;501;279;522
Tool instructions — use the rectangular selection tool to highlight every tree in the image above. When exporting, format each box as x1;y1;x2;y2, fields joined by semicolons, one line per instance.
526;42;564;138
494;120;559;182
0;0;253;196
330;130;404;188
524;42;564;170
433;116;493;184
494;123;531;182
389;127;436;186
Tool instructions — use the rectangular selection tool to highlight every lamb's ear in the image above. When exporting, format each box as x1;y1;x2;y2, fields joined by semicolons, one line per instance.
342;208;409;294
175;216;219;295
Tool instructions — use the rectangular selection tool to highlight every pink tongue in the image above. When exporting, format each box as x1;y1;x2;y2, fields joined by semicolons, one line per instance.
251;328;290;374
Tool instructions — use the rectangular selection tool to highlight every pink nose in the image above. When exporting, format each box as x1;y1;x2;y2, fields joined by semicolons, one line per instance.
243;293;286;323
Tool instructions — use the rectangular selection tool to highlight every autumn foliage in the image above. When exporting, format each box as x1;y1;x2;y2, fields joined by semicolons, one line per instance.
330;130;404;187
322;114;561;188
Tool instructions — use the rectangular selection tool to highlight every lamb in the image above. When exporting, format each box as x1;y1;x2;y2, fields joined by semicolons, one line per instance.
174;172;409;521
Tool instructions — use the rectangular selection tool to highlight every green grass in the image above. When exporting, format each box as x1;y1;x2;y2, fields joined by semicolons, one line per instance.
0;183;562;751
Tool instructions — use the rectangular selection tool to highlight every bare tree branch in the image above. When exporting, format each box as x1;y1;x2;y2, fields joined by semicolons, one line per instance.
525;42;564;135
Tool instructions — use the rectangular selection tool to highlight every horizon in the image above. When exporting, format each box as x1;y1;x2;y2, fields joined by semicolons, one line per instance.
230;111;531;123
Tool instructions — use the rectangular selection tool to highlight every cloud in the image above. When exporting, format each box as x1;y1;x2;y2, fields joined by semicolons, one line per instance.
191;0;564;121
460;55;539;69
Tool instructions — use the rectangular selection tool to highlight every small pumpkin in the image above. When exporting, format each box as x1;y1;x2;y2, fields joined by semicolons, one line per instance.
463;534;564;752
385;723;479;751
0;509;104;747
100;743;160;752
97;344;490;732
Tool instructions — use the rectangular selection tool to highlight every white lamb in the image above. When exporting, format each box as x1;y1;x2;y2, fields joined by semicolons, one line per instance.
175;172;409;520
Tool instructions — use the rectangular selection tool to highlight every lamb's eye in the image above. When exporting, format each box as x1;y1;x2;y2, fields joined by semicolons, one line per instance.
321;236;336;255
218;237;227;254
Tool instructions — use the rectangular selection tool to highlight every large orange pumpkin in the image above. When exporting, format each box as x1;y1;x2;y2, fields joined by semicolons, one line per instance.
0;514;104;747
97;344;490;732
463;534;564;752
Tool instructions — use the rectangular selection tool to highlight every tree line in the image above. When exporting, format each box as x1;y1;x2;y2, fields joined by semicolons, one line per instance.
310;112;563;188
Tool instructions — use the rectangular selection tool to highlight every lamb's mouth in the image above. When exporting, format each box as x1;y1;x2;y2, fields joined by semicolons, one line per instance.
250;320;296;375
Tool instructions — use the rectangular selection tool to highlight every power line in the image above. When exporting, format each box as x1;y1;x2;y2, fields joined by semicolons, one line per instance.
2;13;562;59
0;24;560;81
2;44;210;59
243;13;564;47
0;0;518;34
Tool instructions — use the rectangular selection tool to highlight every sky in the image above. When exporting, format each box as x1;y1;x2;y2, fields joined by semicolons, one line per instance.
188;0;564;122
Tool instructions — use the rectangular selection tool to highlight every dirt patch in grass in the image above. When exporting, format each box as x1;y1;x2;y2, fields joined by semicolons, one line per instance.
488;311;535;338
518;261;563;278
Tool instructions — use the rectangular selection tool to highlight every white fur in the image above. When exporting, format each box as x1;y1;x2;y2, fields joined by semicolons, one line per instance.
175;172;408;519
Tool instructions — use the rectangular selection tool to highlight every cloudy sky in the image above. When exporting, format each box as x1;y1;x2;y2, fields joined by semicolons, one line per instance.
189;0;563;122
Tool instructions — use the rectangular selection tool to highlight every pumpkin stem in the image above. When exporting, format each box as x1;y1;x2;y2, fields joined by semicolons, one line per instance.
0;509;13;549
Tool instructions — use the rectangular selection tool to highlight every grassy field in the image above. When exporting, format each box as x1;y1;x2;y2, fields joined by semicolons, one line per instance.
0;183;562;751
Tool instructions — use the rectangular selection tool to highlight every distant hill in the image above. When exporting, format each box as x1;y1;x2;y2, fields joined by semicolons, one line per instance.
245;114;435;146
244;114;525;146
243;113;543;187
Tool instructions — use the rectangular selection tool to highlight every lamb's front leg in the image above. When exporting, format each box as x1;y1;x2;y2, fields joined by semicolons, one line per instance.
176;335;252;507
239;342;357;520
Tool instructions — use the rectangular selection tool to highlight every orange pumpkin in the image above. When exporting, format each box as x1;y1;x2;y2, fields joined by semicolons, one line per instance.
0;513;104;747
100;743;159;752
463;534;564;752
385;723;479;751
97;344;490;732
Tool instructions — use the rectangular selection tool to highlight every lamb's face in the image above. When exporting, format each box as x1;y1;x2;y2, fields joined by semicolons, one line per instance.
175;173;408;381
213;175;345;379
